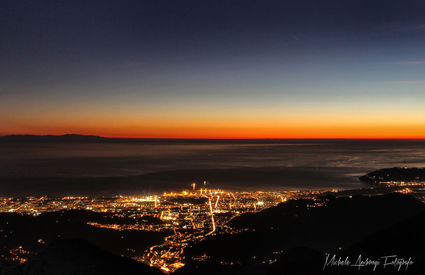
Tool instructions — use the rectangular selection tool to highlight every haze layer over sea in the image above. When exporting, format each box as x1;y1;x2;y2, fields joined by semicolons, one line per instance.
1;138;424;196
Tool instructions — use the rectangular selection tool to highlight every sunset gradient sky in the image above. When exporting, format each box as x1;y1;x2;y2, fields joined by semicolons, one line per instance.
1;0;425;138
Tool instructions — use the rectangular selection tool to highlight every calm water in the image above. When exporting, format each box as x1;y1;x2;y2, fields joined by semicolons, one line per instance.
1;140;425;195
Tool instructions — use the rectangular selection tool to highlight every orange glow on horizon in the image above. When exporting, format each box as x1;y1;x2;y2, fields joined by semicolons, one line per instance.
2;109;425;139
3;95;425;140
3;127;425;140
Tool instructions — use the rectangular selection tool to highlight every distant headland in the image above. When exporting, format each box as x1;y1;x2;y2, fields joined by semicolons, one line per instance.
360;167;425;184
0;134;107;143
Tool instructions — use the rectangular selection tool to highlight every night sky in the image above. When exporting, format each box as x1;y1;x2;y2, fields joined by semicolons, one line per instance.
1;0;425;138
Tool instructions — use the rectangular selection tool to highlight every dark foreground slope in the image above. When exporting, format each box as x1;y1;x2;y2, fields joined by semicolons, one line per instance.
267;210;425;275
177;193;425;275
1;238;162;275
0;210;169;266
0;210;169;275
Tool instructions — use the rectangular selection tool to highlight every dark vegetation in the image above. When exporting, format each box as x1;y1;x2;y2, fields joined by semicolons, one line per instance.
0;209;170;275
177;193;425;275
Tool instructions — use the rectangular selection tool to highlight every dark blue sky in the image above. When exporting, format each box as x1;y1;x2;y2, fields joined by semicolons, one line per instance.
1;0;425;138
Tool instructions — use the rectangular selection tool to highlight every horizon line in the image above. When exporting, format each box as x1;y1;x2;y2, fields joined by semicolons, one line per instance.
1;133;425;140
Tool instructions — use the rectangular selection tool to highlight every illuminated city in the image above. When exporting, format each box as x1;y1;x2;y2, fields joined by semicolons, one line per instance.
1;180;424;273
0;184;330;272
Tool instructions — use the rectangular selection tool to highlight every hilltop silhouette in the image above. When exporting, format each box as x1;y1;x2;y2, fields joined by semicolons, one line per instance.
177;193;425;275
20;238;161;275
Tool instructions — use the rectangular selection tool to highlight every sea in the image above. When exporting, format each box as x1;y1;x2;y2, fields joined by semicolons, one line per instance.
1;139;424;196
